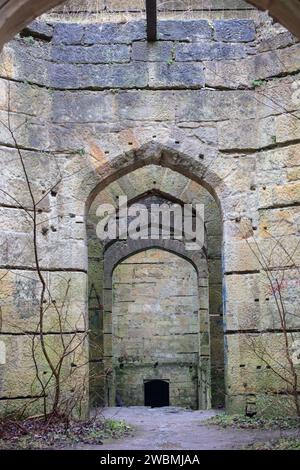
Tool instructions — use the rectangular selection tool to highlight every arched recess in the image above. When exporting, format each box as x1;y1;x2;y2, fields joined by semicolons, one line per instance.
110;247;205;409
87;163;225;410
0;1;300;50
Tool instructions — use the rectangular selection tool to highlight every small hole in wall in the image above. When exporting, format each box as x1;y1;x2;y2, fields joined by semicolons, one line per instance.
256;365;262;370
252;226;257;231
128;142;133;146
153;181;157;185
154;362;158;368
152;135;157;138
71;363;77;368
120;363;124;369
235;217;241;223
51;190;57;197
266;365;271;369
265;297;270;301
254;298;259;302
240;364;246;368
51;225;57;232
43;371;48;375
263;226;268;230
38;209;43;214
250;185;256;191
175;140;180;144
105;150;110;154
262;185;266;190
198;154;204;160
69;213;76;218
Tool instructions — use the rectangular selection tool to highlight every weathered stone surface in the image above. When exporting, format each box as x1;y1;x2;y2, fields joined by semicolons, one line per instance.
0;333;88;403
226;333;300;399
176;41;246;61
213;19;256;42
175;89;280;122
51;90;116;122
51;44;131;63
106;0;144;11
275;112;300;144
21;20;54;40
205;46;300;89
116;91;176;121
53;23;85;45
0;269;87;333
83;21;146;45
257;31;298;53
149;62;205;88
12;56;149;89
132;41;174;62
158;20;212;41
258;181;300;208
112;249;200;408
256;144;300;172
218;116;276;150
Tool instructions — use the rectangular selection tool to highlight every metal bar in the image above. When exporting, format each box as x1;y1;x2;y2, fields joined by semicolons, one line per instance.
146;0;157;42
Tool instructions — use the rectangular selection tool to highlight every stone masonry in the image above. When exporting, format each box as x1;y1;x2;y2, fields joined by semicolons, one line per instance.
112;249;199;409
0;0;299;416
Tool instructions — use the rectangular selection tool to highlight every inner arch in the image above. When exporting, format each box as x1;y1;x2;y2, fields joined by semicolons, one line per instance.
112;248;200;409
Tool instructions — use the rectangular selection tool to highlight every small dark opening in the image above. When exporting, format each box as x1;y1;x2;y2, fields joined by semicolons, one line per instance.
144;379;169;407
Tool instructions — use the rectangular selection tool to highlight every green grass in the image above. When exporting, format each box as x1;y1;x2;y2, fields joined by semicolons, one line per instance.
248;438;300;450
102;419;132;439
203;413;300;430
251;79;266;88
23;36;35;45
0;418;132;450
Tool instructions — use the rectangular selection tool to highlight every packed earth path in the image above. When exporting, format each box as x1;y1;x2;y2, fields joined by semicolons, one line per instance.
75;407;295;451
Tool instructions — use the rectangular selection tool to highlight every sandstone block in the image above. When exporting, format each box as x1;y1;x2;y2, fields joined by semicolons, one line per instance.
149;62;205;88
213;19;256;43
158;20;212;41
176;41;246;61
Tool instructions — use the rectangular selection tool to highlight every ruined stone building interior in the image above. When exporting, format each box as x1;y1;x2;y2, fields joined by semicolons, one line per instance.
0;0;299;420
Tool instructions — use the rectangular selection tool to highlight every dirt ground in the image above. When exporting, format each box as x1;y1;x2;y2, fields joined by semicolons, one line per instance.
76;407;295;450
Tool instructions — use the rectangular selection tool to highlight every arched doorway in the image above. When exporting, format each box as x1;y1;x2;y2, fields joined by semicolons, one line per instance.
111;248;200;409
145;380;170;408
87;163;224;411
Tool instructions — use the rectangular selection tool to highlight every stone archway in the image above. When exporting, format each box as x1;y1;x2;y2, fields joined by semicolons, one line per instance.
86;163;225;411
110;248;204;410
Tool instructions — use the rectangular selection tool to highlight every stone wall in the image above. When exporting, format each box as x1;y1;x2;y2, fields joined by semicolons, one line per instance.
0;8;299;416
112;249;199;408
48;0;257;21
